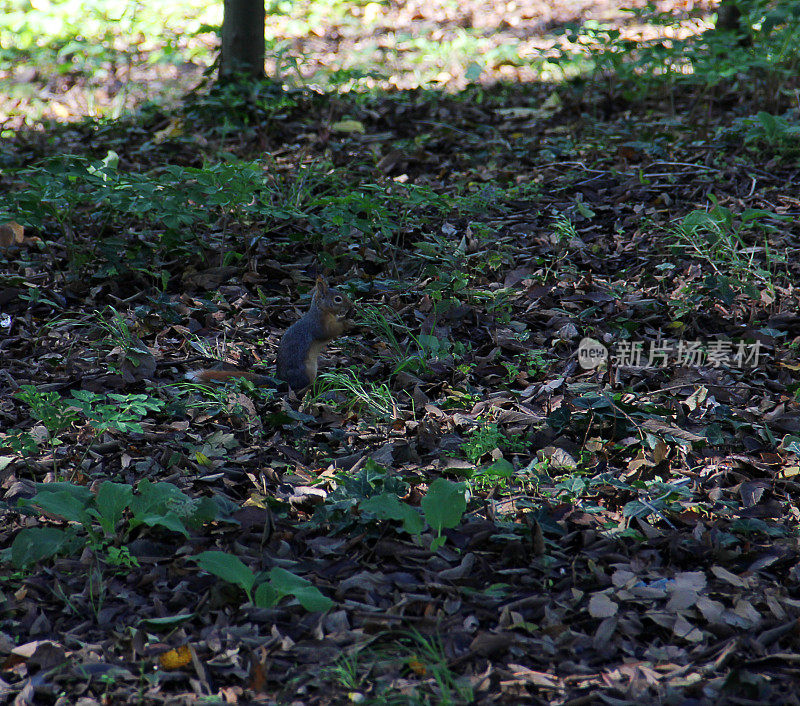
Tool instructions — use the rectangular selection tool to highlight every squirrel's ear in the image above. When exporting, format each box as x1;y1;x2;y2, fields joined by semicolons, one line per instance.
315;275;328;293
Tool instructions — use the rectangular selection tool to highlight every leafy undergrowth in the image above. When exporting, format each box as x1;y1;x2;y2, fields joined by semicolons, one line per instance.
4;1;800;704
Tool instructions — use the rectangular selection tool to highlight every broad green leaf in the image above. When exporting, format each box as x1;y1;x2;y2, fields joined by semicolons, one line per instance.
129;480;186;524
291;585;335;612
11;527;68;568
573;394;613;411
781;436;800;455
188;497;220;526
194;551;255;600
465;61;483;81
360;494;425;535
267;567;334;612
21;489;92;525
137;511;189;538
94;481;133;535
431;536;446;551
556;477;586;495
421;479;467;536
253;582;280;608
33;481;93;502
575;200;595;219
484;458;514;478
622;500;652;518
267;566;311;593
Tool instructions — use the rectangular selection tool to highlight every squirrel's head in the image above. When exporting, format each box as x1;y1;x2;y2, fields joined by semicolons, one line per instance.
313;276;351;316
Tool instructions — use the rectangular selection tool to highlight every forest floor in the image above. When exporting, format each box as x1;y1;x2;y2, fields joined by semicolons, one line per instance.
3;1;800;704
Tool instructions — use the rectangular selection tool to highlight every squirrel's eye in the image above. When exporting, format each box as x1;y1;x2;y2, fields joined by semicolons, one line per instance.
334;296;343;303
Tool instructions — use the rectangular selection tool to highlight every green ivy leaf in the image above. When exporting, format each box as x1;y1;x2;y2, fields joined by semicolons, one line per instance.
193;551;255;601
129;480;185;527
21;486;93;525
138;511;189;538
253;582;281;608
360;494;425;535
267;567;333;612
93;481;133;535
421;479;467;538
11;527;68;568
484;458;514;478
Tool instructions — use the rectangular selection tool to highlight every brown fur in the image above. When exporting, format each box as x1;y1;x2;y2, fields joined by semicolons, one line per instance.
186;277;351;392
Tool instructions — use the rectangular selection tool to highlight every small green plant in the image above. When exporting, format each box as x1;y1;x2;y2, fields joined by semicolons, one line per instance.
94;307;152;373
69;390;164;434
6;386;165;478
18;285;63;311
361;477;468;550
500;352;550;384
552;212;579;244
461;420;527;464
520;349;549;378
622;478;697;525
313;369;396;420
192;551;334;612
181;431;240;470
359;302;470;376
673;196;787;301
309;460;468;550
467;457;516;493
733;111;800;156
470;286;514;324
416;332;469;365
323;651;366;694
179;375;278;425
7;479;221;569
413;232;471;303
358;303;420;373
538;213;582;280
397;630;475;704
9;386;78;474
308;458;409;525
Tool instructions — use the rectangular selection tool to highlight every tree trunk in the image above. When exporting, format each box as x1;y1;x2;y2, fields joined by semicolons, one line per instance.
716;0;742;32
714;0;752;46
221;0;265;79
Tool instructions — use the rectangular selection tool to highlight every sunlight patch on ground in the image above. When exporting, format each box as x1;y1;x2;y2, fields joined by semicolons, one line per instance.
0;0;716;129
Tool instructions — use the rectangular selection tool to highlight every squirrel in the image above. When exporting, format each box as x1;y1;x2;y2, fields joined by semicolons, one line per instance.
186;276;352;392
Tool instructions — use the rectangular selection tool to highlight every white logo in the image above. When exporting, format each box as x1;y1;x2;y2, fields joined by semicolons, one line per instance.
577;337;608;370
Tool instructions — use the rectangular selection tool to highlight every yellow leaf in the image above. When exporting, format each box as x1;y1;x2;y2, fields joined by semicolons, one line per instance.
51;102;71;119
331;120;365;134
540;92;562;112
153;119;184;144
244;493;267;509
407;656;427;676
363;2;382;22
159;644;192;670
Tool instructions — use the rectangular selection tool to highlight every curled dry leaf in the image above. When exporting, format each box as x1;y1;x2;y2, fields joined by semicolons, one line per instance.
158;645;192;670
